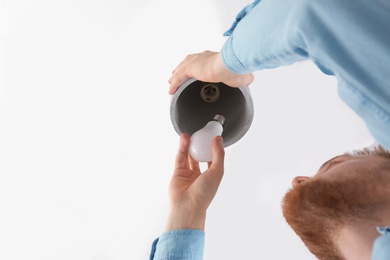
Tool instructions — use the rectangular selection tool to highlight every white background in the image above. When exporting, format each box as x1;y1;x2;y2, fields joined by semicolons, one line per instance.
0;0;375;259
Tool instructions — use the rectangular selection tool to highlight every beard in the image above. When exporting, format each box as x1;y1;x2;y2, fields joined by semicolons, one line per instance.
281;175;382;260
281;145;390;260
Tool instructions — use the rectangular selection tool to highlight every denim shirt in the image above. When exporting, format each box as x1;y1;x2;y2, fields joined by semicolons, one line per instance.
151;0;390;259
221;0;390;150
373;227;390;259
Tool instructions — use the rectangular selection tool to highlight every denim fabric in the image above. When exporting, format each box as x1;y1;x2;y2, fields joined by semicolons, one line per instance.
221;0;390;149
150;238;159;260
150;230;204;260
223;0;261;37
372;226;390;260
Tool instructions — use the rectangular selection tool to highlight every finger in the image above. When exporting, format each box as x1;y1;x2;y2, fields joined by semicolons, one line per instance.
174;134;191;171
168;52;200;95
168;57;192;94
189;153;200;172
168;68;179;85
201;136;225;193
169;76;188;95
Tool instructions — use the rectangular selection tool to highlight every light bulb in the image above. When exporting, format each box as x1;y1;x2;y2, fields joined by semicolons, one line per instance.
189;114;226;162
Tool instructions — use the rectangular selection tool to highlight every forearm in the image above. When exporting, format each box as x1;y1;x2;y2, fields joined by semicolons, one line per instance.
150;206;207;260
150;208;207;260
165;207;206;231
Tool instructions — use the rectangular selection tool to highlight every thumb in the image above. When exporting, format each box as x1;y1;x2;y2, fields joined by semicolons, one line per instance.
173;134;190;172
207;136;225;178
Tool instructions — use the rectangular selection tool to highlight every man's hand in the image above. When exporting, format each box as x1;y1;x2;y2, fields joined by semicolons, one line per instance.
165;133;225;231
168;51;254;95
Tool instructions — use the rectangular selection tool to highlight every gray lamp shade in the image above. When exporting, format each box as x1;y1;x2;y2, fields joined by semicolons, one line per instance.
170;78;254;147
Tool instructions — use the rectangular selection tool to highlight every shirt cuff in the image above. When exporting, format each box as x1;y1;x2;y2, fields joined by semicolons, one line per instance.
150;229;205;260
372;226;390;260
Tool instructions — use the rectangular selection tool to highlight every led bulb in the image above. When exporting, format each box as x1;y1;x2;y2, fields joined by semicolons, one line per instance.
189;114;225;162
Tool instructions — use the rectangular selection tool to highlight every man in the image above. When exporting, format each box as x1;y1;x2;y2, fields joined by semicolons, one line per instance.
151;0;390;258
150;135;390;259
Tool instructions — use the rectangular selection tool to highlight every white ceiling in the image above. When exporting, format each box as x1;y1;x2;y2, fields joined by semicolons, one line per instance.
0;0;375;259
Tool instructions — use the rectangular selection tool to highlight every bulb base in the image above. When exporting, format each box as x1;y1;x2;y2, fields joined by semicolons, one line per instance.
213;114;226;126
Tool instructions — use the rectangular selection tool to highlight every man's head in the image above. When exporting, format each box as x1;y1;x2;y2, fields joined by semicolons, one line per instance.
282;145;390;260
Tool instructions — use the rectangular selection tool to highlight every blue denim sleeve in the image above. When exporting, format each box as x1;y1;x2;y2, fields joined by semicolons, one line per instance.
221;0;390;150
221;0;308;74
223;0;260;37
372;227;390;260
150;230;205;260
221;0;390;75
